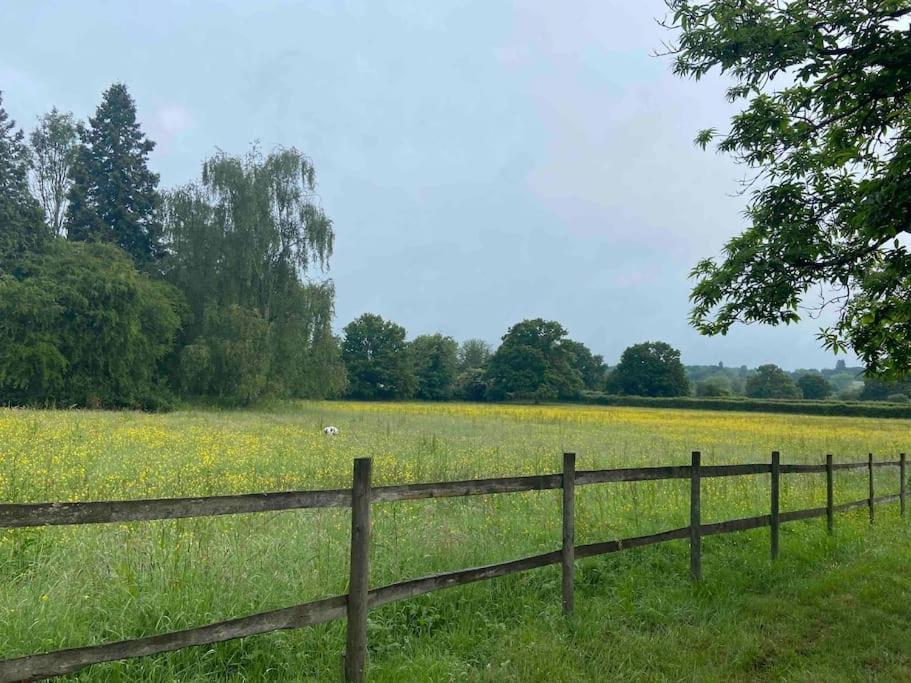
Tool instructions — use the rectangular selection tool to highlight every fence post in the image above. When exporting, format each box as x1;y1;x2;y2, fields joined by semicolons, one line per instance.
690;451;701;582
345;458;372;683
826;454;834;534
562;452;576;615
770;451;780;561
868;453;875;525
901;453;907;519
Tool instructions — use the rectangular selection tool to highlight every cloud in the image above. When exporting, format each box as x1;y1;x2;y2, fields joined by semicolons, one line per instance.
487;0;747;268
149;103;193;147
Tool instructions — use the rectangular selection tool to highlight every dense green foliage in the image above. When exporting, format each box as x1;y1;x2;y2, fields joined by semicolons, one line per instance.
695;374;732;397
2;75;909;410
457;339;492;373
453;368;489;402
453;339;492;401
666;0;911;379
797;373;833;400
861;377;911;402
341;314;416;399
562;339;608;391
29;108;77;236
0;242;181;408
746;364;802;399
0;93;47;272
325;307;908;405
608;341;690;397
0;85;343;408
411;334;459;400
485;319;582;401
66;84;163;263
163;147;343;403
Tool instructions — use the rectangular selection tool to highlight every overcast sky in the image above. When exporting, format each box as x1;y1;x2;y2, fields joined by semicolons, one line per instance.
1;0;853;369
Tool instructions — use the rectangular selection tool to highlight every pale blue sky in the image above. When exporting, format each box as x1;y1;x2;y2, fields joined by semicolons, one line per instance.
0;0;851;369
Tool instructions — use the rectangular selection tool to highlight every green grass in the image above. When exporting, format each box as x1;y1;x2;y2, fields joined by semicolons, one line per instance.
1;401;909;680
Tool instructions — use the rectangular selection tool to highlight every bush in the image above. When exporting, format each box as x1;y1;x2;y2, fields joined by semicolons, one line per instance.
797;373;833;400
839;385;864;401
0;242;183;408
178;305;272;405
886;393;909;404
695;375;732;397
454;368;488;401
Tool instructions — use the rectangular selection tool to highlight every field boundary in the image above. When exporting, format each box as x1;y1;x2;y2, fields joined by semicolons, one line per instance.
571;393;911;419
0;451;906;682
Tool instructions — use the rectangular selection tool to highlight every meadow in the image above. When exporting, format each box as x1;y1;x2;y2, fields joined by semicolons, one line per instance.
1;401;911;681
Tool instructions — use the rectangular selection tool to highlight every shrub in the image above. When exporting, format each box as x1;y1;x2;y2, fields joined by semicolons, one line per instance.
454;368;488;401
695;375;732;397
0;242;183;408
178;305;272;405
797;373;833;400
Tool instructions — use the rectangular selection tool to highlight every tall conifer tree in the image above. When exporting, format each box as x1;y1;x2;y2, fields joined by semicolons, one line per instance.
0;92;46;271
66;83;162;262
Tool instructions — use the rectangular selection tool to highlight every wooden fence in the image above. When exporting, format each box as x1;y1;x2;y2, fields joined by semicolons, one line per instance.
0;450;907;682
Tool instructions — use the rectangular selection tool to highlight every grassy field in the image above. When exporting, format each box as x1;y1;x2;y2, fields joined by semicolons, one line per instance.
1;401;910;681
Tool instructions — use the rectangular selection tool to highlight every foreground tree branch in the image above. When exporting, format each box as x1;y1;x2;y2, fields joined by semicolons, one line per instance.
663;0;911;378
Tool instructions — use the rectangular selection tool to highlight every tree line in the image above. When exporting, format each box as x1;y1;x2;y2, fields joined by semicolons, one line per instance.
0;84;341;408
2;83;907;410
337;313;911;404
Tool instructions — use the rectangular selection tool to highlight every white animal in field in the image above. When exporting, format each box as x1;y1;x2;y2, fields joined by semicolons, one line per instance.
323;426;339;436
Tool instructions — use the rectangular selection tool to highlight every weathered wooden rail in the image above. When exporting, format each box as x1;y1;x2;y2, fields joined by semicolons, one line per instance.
0;451;906;682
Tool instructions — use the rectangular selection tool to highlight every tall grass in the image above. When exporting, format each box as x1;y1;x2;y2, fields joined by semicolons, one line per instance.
1;402;909;680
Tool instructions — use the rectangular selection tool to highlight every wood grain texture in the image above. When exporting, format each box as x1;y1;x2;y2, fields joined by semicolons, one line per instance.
574;466;690;485
901;453;907;518
575;526;691;558
826;454;834;533
0;595;347;683
0;489;351;529
780;463;827;474
4;459;893;530
701;514;770;536
869;454;875;524
771;451;780;560
561;453;576;615
345;458;372;683
372;474;562;503
3;489;903;681
690;451;701;582
369;550;562;608
702;463;771;477
832;462;872;471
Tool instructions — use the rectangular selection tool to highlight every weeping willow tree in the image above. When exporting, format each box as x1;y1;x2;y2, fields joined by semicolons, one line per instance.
163;146;345;402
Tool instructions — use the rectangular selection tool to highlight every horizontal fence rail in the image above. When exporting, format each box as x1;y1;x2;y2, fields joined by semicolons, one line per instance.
7;461;902;530
0;452;906;682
